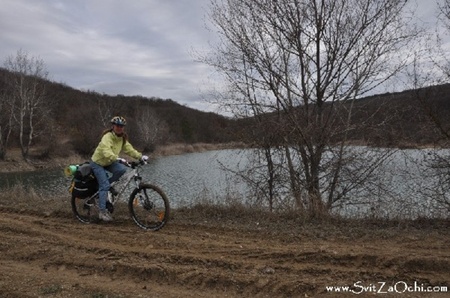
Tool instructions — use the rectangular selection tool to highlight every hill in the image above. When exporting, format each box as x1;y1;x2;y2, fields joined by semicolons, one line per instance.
347;84;450;147
237;83;450;149
0;67;240;159
2;65;450;163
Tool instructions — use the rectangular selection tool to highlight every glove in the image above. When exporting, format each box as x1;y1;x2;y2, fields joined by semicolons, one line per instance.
117;158;127;164
141;155;149;162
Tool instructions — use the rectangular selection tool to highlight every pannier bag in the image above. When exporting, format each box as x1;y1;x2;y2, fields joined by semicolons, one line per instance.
65;162;98;198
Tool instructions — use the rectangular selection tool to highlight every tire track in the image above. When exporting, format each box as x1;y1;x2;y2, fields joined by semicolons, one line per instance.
0;209;448;297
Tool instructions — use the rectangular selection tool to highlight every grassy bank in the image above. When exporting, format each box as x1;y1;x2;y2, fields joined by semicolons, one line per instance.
0;142;246;173
151;142;245;156
0;185;448;234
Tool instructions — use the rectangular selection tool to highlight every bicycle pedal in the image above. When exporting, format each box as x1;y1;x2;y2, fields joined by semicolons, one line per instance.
85;198;95;206
83;203;92;210
106;201;114;213
109;186;119;196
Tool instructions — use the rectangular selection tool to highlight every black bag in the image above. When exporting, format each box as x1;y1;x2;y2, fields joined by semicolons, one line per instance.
70;162;98;198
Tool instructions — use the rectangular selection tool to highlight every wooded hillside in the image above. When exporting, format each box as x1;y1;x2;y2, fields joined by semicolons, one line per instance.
239;84;450;149
0;67;240;159
334;84;450;148
1;66;450;161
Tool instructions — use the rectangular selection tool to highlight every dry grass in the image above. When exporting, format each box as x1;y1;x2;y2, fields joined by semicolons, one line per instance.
0;184;68;217
1;184;448;240
152;142;246;156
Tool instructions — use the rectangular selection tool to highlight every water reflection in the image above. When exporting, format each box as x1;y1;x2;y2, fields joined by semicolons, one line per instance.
0;169;67;196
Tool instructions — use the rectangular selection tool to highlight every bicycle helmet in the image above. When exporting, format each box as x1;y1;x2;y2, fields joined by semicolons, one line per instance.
111;116;127;126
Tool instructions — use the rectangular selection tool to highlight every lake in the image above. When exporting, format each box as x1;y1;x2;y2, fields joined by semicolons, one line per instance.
0;148;448;219
0;149;250;208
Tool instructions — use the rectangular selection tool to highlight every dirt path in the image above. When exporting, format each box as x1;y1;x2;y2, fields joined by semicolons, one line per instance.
0;201;448;297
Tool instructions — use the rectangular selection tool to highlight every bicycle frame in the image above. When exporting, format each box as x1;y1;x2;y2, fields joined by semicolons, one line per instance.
108;162;143;205
83;161;145;206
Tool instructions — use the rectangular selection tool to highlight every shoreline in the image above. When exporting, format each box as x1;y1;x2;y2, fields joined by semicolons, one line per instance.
0;142;246;173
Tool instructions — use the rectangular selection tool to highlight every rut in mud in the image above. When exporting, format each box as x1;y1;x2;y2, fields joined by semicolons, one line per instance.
0;196;448;297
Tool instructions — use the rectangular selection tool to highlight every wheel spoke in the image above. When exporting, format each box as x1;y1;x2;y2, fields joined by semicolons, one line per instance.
71;195;98;223
129;185;170;231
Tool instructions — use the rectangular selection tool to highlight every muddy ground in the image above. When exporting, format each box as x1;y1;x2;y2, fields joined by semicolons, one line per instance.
0;194;448;298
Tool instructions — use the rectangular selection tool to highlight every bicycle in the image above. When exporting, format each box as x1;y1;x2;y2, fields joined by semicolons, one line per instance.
70;160;170;231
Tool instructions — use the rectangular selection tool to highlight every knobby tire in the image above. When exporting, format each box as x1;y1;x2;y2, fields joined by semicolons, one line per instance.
128;184;170;231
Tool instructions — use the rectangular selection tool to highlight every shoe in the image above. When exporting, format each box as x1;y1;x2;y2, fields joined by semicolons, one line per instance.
98;210;113;222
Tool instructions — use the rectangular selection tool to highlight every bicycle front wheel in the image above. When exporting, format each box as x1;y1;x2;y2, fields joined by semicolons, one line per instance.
128;184;170;231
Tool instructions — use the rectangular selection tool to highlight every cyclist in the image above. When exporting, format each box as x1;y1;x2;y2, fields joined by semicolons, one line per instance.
90;116;148;221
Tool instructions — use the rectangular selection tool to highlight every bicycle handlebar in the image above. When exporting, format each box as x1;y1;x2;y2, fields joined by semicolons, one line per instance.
119;159;147;168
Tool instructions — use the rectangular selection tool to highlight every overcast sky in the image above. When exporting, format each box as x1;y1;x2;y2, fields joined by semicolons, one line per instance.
0;0;219;111
0;0;445;113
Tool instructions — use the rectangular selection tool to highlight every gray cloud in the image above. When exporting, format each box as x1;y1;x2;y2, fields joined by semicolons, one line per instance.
0;0;217;111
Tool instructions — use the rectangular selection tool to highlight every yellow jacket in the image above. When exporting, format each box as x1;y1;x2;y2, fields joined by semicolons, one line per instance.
91;131;142;166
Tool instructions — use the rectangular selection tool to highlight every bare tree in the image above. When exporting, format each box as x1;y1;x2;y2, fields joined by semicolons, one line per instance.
204;0;419;217
0;72;15;159
439;0;450;30
135;107;170;151
94;93;128;127
3;50;50;159
407;0;450;216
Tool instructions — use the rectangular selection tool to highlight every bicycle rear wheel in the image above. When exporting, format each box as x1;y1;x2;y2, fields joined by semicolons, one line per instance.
128;184;170;231
71;194;99;223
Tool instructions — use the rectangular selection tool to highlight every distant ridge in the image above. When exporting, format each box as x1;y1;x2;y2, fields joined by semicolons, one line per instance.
1;66;450;159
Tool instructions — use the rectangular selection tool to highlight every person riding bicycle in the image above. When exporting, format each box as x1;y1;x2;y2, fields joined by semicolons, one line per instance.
90;116;148;222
